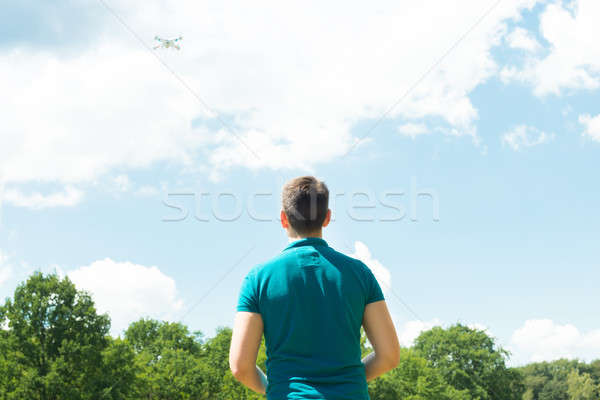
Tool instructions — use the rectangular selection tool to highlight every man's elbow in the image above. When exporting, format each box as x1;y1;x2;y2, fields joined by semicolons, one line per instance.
229;361;252;381
384;346;401;370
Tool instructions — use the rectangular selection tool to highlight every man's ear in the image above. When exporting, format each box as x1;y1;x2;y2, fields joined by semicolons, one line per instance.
322;209;332;228
280;210;289;229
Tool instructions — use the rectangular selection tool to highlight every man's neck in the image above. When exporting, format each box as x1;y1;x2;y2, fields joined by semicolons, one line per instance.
287;231;323;242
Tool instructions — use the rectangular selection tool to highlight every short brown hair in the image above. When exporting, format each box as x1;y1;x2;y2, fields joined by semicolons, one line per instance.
282;176;329;235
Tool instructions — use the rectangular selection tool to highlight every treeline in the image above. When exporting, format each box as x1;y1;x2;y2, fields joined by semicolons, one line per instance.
0;272;598;399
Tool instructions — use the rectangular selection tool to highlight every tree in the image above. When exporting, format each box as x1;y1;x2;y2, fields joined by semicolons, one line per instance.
360;327;370;358
519;359;595;400
0;305;25;399
413;324;524;400
588;360;600;391
123;319;268;399
0;272;135;399
567;370;598;400
125;318;202;357
95;337;139;400
203;327;266;400
368;348;471;400
125;318;214;399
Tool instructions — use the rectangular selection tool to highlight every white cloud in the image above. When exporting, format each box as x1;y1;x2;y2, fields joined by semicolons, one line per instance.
501;0;600;95
396;319;442;347
0;46;203;185
392;319;490;347
68;258;184;335
105;175;160;198
579;113;600;142
398;123;429;139
468;322;490;332
506;27;542;52
0;180;5;228
510;319;600;364
2;186;84;209
1;0;542;186
135;185;160;197
0;249;12;285
502;125;554;151
350;241;391;294
113;174;131;192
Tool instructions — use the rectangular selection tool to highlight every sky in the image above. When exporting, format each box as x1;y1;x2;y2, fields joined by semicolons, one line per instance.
1;0;599;366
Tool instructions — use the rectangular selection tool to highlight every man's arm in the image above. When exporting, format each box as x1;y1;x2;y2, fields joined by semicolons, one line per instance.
229;311;268;394
361;300;401;381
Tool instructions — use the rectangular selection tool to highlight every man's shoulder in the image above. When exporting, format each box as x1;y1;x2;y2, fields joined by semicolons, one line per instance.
247;244;369;278
284;244;369;271
245;251;290;278
320;245;370;272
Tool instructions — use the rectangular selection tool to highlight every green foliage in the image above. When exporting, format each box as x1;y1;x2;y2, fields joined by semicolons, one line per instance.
125;319;213;399
590;360;600;382
1;272;598;400
368;348;471;400
125;318;202;356
96;338;138;399
0;272;135;399
203;327;265;400
360;327;371;358
519;359;600;400
123;320;265;399
413;324;524;400
566;370;598;400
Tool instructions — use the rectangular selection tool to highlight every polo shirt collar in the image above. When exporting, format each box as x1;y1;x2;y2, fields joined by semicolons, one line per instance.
284;237;328;251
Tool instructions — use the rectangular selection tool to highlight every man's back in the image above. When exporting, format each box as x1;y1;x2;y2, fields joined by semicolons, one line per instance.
237;237;384;399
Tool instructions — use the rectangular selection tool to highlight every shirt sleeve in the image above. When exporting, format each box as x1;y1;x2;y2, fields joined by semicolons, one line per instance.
365;266;385;305
236;271;260;313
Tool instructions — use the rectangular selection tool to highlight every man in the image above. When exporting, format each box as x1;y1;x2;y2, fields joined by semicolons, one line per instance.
229;176;400;399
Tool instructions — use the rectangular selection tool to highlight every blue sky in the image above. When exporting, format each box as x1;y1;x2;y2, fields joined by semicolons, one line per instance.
1;0;599;366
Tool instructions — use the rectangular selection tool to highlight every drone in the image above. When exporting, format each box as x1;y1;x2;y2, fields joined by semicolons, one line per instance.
153;36;183;50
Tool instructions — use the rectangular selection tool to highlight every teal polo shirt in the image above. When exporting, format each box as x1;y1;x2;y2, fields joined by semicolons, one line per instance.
237;237;385;400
